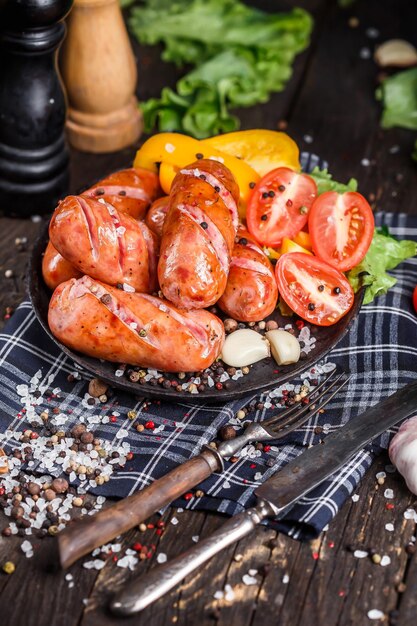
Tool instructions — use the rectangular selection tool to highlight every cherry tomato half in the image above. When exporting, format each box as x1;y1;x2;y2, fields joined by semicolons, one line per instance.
246;168;317;247
275;252;354;326
308;191;374;272
413;285;417;314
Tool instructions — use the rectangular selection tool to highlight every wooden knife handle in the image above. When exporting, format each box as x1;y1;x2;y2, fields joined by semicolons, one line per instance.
58;448;221;569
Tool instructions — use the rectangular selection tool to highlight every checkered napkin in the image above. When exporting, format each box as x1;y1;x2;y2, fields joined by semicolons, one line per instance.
0;205;416;541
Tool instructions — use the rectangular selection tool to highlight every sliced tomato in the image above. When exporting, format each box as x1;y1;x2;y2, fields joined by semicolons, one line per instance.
275;252;354;326
246;168;317;247
308;191;374;272
413;285;417;314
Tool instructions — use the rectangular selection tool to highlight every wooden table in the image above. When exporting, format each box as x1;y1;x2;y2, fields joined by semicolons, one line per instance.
1;0;417;624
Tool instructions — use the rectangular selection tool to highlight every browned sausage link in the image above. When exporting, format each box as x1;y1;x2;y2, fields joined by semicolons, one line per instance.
145;196;170;238
83;167;162;220
158;159;239;310
49;195;158;293
218;228;278;322
48;276;225;372
42;241;82;291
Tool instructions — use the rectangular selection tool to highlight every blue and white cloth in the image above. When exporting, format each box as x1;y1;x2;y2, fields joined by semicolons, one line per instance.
0;204;416;540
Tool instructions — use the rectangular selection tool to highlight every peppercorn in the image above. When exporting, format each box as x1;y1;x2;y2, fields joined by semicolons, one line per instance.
195;152;203;159
88;378;108;398
51;478;69;494
249;181;256;189
260;214;268;221
223;318;238;333
2;561;15;575
80;431;94;444
308;303;315;311
278;184;285;191
218;425;236;441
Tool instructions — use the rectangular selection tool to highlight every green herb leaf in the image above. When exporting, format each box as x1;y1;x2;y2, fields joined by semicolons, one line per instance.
347;230;417;304
309;167;358;195
377;68;417;130
129;0;313;138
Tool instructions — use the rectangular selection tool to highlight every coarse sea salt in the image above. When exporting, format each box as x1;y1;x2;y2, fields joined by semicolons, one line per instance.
380;555;391;567
242;574;257;586
385;523;394;532
157;553;167;564
404;508;417;522
368;609;384;620
351;494;360;502
354;550;368;559
282;574;290;584
384;488;394;499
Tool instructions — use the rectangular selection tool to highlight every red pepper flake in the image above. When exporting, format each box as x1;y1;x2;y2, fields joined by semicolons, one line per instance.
250;463;256;469
273;370;280;374
296;320;305;329
156;529;163;536
263;445;271;453
126;452;134;461
157;521;165;528
30;432;39;440
385;503;395;510
0;487;5;496
184;492;194;501
147;523;155;529
132;543;142;551
110;415;117;423
338;590;345;597
145;420;155;430
215;382;223;390
112;555;118;562
328;541;335;548
312;552;320;560
147;552;153;559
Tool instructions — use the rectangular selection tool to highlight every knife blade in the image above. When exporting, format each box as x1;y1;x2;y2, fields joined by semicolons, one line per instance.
111;378;417;616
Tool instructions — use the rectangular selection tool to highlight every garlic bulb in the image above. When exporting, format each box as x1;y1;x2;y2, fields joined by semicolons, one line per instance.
388;415;417;495
221;329;270;367
265;329;301;365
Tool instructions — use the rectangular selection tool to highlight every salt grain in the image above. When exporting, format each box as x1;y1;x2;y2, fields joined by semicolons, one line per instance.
157;553;167;564
384;488;394;499
354;550;368;559
380;555;391;567
351;494;360;502
242;574;257;585
385;523;394;532
368;609;384;620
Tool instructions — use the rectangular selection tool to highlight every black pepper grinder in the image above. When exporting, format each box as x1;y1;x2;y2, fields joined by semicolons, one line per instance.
0;0;73;217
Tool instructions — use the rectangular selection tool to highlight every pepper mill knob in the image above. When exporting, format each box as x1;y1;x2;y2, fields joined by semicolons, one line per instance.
0;0;73;217
60;0;143;153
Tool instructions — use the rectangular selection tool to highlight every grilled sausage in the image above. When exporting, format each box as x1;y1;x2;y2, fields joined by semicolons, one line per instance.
49;195;158;293
158;159;239;309
218;228;278;322
83;167;161;220
42;241;81;290
145;196;169;238
48;276;225;372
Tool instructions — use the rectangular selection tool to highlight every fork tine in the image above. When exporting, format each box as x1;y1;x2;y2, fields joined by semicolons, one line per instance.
264;371;351;439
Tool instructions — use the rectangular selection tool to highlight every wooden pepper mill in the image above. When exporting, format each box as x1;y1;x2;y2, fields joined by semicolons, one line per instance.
60;0;143;153
0;0;73;217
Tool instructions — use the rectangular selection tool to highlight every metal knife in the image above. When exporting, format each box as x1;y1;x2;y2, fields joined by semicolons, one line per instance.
110;378;417;616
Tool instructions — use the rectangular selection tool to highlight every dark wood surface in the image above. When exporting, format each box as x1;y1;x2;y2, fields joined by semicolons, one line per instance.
1;0;417;625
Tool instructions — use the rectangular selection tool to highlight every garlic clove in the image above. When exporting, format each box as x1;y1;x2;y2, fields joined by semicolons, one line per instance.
389;415;417;495
220;328;270;367
265;329;300;366
374;39;417;68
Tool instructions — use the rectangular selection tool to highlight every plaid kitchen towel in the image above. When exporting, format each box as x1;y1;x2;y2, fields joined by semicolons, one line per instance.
0;211;416;540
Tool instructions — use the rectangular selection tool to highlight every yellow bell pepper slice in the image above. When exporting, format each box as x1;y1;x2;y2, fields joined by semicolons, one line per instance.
293;230;312;250
281;237;313;256
201;130;300;177
133;133;259;217
264;246;281;261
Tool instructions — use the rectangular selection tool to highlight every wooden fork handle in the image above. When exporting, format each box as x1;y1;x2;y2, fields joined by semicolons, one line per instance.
58;448;221;569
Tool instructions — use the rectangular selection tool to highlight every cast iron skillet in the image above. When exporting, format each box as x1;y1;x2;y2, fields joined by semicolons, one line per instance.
28;221;364;404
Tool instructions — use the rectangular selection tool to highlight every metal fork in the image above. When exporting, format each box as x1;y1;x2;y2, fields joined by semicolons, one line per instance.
58;369;350;569
217;369;349;459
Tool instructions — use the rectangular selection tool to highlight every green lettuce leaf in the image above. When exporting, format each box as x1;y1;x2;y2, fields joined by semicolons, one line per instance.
129;0;313;137
376;68;417;130
347;230;417;305
309;167;358;195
